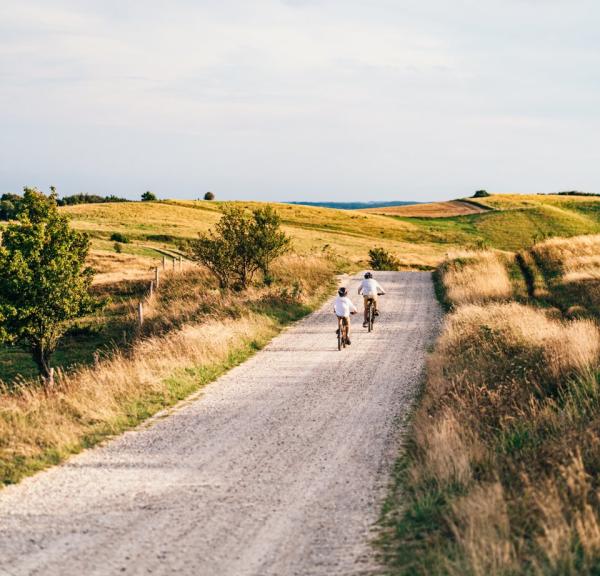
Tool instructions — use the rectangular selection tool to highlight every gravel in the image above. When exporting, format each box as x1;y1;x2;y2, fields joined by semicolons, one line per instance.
0;271;440;576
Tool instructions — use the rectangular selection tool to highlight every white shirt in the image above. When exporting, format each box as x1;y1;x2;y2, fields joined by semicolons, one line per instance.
334;296;357;318
358;278;385;297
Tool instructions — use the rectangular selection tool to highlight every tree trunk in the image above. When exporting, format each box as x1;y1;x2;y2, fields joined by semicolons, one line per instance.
31;342;52;379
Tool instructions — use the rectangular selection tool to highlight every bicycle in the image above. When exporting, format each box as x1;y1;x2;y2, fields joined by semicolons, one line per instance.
365;298;376;332
337;316;349;351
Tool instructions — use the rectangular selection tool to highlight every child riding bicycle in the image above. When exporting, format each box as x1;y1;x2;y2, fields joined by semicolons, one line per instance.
334;287;357;345
358;272;386;328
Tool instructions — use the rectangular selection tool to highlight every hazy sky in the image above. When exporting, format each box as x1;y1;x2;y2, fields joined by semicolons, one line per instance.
1;1;599;201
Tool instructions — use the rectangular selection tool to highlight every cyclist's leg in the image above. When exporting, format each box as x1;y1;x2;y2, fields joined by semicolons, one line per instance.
373;296;379;315
345;316;351;343
363;296;369;325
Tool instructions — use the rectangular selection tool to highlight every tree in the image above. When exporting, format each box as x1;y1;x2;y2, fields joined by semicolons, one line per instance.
141;191;157;201
251;206;290;280
204;191;215;201
190;204;290;290
0;193;23;221
0;188;95;378
368;247;399;271
472;190;490;198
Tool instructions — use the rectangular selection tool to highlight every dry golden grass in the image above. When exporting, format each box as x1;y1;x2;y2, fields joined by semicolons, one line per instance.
0;314;275;474
364;200;490;218
430;303;600;402
384;244;600;574
440;251;513;306
88;250;160;285
532;234;600;284
450;483;517;576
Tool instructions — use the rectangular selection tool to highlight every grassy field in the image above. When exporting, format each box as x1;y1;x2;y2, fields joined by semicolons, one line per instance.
363;199;490;218
6;193;600;383
380;237;600;575
363;194;600;252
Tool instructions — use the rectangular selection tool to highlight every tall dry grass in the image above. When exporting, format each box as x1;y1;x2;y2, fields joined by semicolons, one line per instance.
382;247;600;576
440;251;513;306
0;253;339;485
529;235;600;316
532;235;600;283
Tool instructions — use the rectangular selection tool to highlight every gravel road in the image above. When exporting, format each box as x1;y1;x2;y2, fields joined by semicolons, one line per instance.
0;272;440;576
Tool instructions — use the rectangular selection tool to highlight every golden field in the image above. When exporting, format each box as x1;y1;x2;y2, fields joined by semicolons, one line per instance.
382;233;600;575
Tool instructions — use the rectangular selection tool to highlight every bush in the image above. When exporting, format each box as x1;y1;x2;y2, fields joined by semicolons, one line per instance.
190;205;290;290
368;247;399;271
473;190;490;198
114;242;123;253
204;191;215;201
141;191;157;202
110;232;129;243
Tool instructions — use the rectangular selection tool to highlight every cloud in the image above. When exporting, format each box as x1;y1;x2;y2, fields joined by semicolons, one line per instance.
0;0;599;200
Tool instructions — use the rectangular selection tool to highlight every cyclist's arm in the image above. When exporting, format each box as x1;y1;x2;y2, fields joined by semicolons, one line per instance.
376;281;386;295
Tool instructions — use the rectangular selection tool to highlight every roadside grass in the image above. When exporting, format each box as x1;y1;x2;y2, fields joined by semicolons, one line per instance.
437;250;513;305
379;234;600;575
0;254;340;486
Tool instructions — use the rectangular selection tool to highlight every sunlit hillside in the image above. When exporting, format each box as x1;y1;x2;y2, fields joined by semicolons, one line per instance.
63;200;448;274
62;194;600;279
360;193;600;252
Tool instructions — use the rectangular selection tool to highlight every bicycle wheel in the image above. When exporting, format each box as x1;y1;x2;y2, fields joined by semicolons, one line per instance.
337;323;342;351
368;301;373;332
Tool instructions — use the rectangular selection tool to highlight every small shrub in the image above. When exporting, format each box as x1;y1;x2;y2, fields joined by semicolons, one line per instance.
204;191;215;201
473;190;490;198
114;242;123;253
368;247;399;271
141;191;157;202
110;232;129;243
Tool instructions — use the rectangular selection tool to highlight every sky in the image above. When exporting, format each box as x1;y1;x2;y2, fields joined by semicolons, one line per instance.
1;0;599;202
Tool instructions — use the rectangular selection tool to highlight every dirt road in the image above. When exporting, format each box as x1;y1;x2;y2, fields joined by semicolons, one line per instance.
0;272;440;576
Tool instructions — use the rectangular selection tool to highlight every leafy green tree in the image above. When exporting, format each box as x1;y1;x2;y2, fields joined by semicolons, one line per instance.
251;206;290;281
204;191;215;201
0;188;95;378
141;191;157;201
190;205;290;290
472;190;490;198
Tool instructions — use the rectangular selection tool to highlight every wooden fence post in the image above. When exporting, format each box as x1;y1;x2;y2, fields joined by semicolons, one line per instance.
155;267;160;289
172;258;176;271
162;256;166;270
179;256;182;271
138;301;144;327
93;351;100;368
48;367;55;387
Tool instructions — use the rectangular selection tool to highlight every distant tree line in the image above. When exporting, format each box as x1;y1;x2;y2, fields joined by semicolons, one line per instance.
1;191;129;221
554;191;600;197
57;193;129;206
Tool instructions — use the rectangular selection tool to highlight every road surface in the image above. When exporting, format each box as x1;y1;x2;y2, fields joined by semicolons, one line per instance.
0;272;440;576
